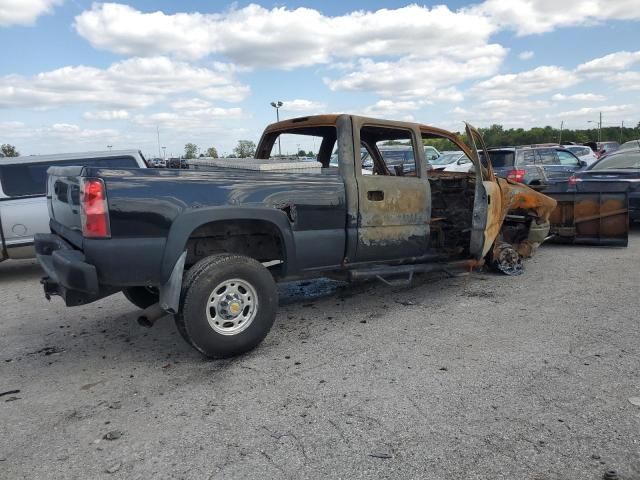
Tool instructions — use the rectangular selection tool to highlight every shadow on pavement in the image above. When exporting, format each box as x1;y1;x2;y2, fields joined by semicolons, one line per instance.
0;259;42;284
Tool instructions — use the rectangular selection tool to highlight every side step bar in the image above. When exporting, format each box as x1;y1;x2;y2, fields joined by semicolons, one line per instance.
349;258;482;284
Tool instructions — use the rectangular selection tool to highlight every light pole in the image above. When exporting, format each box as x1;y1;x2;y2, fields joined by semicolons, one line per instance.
162;146;166;160
156;126;162;159
587;112;603;142
270;101;283;156
558;120;564;144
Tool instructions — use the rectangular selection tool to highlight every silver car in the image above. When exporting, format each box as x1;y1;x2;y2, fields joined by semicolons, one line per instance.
0;150;147;262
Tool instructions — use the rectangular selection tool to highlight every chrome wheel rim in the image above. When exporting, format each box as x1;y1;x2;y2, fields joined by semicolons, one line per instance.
206;278;258;335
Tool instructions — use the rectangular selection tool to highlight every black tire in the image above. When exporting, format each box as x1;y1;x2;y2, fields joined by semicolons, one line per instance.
123;286;159;309
175;254;278;358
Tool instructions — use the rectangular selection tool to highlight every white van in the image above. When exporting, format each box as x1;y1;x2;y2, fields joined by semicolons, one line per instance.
0;150;147;262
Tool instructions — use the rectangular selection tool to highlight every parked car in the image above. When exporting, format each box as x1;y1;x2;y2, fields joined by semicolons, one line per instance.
569;146;640;221
618;139;640;152
362;145;417;174
424;145;440;162
481;146;585;187
443;153;474;173
0;150;147;263
430;151;467;170
166;158;181;168
563;145;598;166
36;114;574;359
596;141;620;159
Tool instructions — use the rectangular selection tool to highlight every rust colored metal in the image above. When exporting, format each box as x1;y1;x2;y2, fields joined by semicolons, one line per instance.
256;114;626;274
546;190;629;246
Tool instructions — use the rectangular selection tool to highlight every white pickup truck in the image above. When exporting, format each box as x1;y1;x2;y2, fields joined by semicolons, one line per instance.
0;150;147;262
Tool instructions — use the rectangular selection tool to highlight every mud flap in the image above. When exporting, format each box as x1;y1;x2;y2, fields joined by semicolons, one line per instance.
546;187;629;247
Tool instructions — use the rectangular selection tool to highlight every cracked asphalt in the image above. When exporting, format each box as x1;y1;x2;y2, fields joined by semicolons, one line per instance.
1;228;639;479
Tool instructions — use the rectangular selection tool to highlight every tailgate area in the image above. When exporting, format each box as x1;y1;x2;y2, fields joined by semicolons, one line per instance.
35;233;115;306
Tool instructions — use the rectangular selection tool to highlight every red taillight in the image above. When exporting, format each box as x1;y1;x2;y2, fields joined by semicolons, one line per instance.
568;175;580;187
506;169;526;182
81;179;110;238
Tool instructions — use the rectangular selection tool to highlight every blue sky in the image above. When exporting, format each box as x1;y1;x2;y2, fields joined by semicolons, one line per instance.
1;0;639;157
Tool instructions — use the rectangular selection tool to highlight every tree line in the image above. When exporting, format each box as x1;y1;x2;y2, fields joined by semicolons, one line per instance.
424;123;640;152
182;140;257;159
4;122;639;159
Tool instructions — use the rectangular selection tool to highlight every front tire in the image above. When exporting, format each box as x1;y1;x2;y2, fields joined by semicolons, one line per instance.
175;254;278;358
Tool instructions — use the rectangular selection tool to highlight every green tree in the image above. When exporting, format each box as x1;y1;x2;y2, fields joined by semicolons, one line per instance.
0;144;19;157
297;149;306;157
233;140;256;158
184;143;198;159
206;147;219;158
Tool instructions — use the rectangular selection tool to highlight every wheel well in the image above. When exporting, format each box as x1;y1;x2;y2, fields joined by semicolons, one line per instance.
185;219;286;275
529;180;541;185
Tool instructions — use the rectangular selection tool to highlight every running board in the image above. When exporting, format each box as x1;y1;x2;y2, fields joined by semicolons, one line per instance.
349;259;481;284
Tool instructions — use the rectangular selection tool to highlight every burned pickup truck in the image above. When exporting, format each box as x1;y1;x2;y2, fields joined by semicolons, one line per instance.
34;114;624;358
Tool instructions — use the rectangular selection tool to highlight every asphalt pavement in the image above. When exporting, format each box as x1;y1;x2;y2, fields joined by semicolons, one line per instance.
1;229;639;479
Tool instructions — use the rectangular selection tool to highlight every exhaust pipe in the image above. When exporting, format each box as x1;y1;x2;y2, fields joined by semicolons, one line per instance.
137;303;166;328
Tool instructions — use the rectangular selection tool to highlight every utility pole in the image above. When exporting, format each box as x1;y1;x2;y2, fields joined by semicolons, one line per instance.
598;111;602;143
620;121;624;143
558;120;564;144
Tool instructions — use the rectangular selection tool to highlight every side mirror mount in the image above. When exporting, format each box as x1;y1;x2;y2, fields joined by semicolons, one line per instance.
579;160;587;168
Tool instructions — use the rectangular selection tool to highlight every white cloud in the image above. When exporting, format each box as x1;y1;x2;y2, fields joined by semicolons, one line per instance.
470;66;580;98
362;100;423;117
2;120;118;141
326;51;505;99
450;104;539;128
83;109;129;120
518;50;534;60
74;3;499;68
133;105;244;132
605;71;640;91
576;50;640;75
170;98;213;110
552;93;606;101
0;56;248;109
0;0;62;27
480;98;550;110
555;104;634;123
279;99;327;114
472;0;640;35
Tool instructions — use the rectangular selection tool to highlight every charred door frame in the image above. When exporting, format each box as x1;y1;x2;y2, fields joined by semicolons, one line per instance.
464;123;505;259
350;116;430;263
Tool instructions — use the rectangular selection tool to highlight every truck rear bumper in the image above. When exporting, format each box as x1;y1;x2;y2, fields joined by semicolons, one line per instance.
35;233;116;306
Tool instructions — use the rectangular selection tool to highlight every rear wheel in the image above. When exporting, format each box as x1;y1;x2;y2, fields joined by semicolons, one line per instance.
123;286;159;309
175;254;278;358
